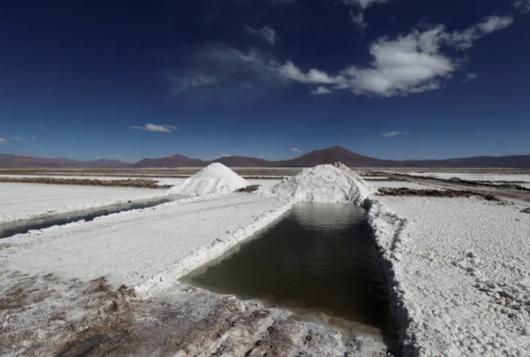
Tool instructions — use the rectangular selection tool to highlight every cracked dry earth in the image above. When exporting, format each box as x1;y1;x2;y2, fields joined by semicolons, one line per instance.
0;271;391;357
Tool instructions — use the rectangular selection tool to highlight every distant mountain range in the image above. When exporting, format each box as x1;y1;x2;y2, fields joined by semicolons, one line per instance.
0;154;130;169
1;146;530;168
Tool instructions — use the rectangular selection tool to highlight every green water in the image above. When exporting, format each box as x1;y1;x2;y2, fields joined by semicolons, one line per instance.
185;202;394;338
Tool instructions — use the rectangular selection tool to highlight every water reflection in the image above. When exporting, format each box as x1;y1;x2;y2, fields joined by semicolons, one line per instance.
185;202;392;339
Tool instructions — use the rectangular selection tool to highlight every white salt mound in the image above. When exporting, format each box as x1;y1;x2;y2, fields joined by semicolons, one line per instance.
266;163;373;203
169;163;249;196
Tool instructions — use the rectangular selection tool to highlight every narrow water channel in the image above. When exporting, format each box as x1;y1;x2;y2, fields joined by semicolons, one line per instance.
185;202;395;345
0;195;179;238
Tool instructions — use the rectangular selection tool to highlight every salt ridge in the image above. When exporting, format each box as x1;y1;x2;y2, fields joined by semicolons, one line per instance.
263;163;374;204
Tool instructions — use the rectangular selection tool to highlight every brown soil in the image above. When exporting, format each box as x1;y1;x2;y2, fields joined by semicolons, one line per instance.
378;187;498;201
2;270;381;356
385;172;530;192
0;273;136;357
237;185;260;193
53;289;358;357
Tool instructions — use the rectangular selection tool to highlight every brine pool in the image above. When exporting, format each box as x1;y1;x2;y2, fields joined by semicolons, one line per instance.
184;202;395;346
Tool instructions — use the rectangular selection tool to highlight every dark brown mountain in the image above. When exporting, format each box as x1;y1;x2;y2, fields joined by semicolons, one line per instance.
132;154;206;168
277;146;386;167
211;155;273;167
0;154;131;168
1;147;530;168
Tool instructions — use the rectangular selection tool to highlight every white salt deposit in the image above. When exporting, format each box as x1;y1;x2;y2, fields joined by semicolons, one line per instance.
169;162;249;196
5;162;529;356
263;163;374;204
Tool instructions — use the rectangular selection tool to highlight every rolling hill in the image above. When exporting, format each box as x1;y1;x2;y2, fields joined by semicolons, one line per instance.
1;147;529;168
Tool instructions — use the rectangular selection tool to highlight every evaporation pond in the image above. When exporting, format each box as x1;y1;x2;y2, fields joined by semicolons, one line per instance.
185;202;392;334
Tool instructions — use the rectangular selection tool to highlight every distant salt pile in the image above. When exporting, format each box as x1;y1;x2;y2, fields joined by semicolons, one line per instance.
170;163;249;196
267;163;373;203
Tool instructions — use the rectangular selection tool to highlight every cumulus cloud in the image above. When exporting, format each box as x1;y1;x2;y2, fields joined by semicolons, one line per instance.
131;124;177;133
343;0;389;9
447;16;514;49
279;15;514;97
350;11;367;31
463;73;478;82
341;26;455;96
290;147;302;153
10;135;37;143
235;0;295;3
167;74;216;94
382;130;407;137
311;86;333;95
279;62;341;85
280;26;453;96
0;137;7;144
165;45;285;99
343;0;390;30
514;0;530;14
163;13;513;100
246;26;276;45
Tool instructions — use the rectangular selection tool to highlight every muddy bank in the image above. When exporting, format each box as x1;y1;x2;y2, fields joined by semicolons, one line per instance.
0;271;390;357
377;187;498;201
0;272;135;357
436;177;529;191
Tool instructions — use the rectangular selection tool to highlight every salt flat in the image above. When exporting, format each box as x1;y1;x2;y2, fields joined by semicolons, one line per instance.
2;192;289;287
0;169;387;356
401;171;530;183
1;165;529;356
0;183;162;224
375;194;530;356
1;174;280;188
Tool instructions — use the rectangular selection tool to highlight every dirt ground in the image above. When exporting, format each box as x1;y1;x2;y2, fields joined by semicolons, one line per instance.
377;187;499;201
0;271;390;357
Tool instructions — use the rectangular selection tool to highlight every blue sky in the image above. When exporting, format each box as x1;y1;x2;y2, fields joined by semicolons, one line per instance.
1;0;529;161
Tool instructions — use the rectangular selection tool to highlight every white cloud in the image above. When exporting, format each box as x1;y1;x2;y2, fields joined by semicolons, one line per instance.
343;0;390;30
342;26;454;96
343;0;389;10
310;86;333;95
478;16;514;33
447;16;514;49
168;74;216;93
290;147;302;153
246;26;276;45
0;137;7;144
236;0;295;3
514;0;530;14
350;10;367;31
280;26;454;96
131;124;177;133
279;62;341;85
382;130;406;137
463;73;478;82
9;135;37;143
279;15;514;97
166;45;285;99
